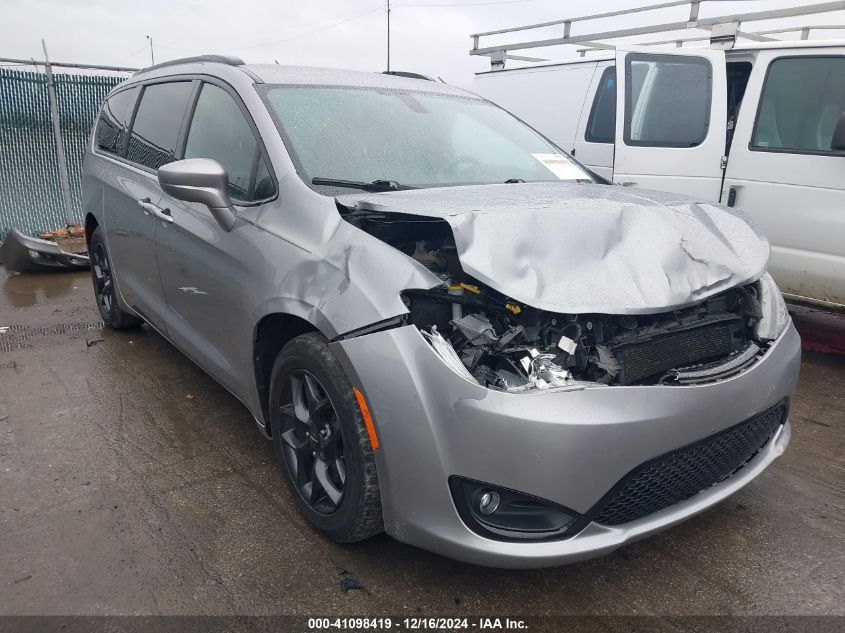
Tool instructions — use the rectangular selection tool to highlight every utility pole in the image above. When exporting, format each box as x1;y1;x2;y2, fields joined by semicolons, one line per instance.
386;0;391;72
41;39;75;227
146;35;155;65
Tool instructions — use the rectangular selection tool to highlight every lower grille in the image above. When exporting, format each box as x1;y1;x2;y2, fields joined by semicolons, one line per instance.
615;324;735;385
589;402;787;526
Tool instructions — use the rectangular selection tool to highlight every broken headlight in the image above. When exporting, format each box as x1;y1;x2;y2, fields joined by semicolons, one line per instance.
420;326;479;385
755;273;790;341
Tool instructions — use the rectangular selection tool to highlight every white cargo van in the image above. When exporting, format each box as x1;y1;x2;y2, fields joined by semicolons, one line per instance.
471;9;845;310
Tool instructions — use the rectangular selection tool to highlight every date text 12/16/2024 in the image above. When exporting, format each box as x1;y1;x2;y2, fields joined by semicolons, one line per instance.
307;617;528;630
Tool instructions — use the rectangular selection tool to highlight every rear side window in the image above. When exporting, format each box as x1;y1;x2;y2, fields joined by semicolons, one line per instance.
126;81;193;170
184;83;272;202
751;56;845;154
624;54;712;148
96;87;138;155
585;67;616;143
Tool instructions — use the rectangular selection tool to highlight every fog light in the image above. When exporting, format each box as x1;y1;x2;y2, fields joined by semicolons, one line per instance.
450;477;582;541
479;490;500;515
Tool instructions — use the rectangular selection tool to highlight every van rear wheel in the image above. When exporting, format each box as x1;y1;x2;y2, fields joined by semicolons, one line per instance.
89;227;141;330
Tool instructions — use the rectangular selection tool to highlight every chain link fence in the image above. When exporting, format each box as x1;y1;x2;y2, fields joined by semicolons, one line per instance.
0;67;126;238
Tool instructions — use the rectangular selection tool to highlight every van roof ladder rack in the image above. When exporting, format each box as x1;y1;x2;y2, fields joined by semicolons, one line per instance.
470;0;845;69
630;23;845;51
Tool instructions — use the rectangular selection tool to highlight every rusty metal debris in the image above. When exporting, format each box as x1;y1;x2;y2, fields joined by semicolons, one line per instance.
37;224;85;240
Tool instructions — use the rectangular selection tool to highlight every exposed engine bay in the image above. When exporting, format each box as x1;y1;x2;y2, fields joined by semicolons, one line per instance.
343;209;768;392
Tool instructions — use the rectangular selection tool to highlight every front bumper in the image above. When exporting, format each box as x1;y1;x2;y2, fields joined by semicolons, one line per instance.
333;321;801;568
0;228;90;273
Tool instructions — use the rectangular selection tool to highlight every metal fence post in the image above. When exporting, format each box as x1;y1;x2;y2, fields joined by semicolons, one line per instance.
41;39;75;227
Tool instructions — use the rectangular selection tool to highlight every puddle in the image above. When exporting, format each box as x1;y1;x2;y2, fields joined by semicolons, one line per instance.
1;270;89;309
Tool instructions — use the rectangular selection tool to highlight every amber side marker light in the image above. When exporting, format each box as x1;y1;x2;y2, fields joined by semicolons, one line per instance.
353;387;379;450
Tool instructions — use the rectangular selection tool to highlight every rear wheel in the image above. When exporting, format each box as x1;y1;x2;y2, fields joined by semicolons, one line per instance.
269;332;382;542
89;226;141;330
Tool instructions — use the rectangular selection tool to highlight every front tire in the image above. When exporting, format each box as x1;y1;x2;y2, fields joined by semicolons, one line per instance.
269;332;382;543
89;226;141;330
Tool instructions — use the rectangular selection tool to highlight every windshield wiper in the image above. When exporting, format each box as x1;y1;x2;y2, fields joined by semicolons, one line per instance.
311;177;415;191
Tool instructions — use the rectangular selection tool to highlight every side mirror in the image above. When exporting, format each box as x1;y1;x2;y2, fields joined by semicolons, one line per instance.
157;159;237;231
832;112;845;152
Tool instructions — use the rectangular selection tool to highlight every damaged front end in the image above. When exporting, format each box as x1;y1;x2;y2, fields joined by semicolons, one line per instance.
342;204;783;393
404;276;770;392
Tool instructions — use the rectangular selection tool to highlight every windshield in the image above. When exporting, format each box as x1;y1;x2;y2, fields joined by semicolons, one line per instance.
262;85;593;191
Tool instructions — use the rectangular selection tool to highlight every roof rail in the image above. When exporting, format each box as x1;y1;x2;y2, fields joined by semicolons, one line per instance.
470;0;845;69
133;54;245;76
382;70;436;81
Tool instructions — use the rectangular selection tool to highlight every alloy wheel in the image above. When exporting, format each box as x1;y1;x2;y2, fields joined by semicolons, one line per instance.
279;369;346;515
91;242;113;315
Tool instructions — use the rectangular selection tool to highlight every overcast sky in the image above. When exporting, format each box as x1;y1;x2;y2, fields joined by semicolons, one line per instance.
3;0;845;85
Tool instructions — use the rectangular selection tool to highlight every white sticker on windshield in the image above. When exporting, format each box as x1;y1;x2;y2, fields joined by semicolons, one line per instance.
532;153;585;181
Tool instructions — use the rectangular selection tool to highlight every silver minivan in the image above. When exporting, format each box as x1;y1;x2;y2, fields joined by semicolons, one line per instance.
83;56;800;568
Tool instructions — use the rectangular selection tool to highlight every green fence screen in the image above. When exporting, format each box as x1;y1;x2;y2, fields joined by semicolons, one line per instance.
0;68;125;238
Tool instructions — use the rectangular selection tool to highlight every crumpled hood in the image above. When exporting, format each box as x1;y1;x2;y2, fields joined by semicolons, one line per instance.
337;182;770;314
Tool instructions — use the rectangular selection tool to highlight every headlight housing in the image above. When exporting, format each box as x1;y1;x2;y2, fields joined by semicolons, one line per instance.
755;273;790;341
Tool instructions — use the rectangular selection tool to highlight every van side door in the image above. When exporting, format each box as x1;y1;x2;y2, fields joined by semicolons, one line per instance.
102;81;194;330
572;63;616;179
722;50;845;308
155;80;277;396
612;48;727;201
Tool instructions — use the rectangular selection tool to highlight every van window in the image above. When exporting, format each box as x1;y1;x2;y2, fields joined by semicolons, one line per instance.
726;62;753;153
126;81;193;170
585;67;616;144
184;83;270;202
96;87;138;155
264;86;592;189
751;56;845;154
253;157;275;200
449;111;541;175
726;62;752;125
624;54;712;148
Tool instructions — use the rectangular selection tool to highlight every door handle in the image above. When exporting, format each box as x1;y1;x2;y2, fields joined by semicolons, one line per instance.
137;198;156;215
137;198;174;223
153;206;173;223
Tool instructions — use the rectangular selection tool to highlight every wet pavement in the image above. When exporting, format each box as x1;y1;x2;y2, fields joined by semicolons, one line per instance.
1;268;843;617
788;303;845;355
